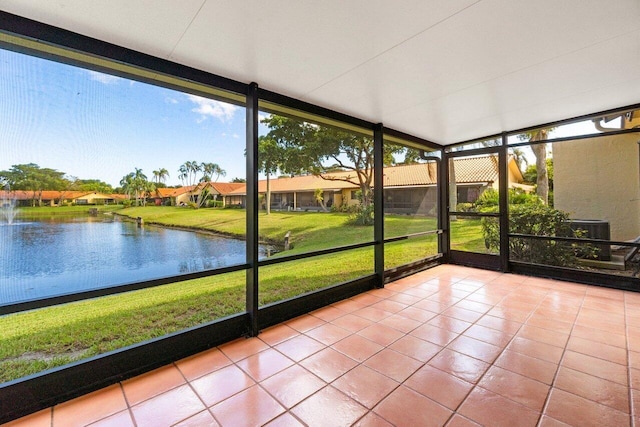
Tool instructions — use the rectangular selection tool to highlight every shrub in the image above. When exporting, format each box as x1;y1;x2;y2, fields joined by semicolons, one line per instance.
456;203;474;212
482;203;596;267
206;200;224;208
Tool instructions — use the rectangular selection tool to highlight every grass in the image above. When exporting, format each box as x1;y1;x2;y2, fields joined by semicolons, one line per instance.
0;206;482;382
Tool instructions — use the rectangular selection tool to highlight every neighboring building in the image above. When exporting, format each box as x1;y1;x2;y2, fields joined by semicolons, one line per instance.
554;113;640;241
227;155;528;214
153;183;246;207
0;190;125;206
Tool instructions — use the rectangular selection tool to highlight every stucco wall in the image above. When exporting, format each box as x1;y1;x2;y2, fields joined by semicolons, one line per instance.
553;133;640;241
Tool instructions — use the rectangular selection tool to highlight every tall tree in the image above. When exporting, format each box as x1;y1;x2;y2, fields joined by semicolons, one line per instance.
200;163;226;183
0;163;68;206
521;129;552;204
152;168;169;186
261;115;401;222
257;135;283;215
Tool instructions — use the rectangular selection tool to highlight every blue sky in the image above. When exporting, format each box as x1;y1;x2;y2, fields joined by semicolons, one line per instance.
0;48;264;187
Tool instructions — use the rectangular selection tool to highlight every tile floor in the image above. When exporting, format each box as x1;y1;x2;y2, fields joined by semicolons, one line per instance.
5;265;640;426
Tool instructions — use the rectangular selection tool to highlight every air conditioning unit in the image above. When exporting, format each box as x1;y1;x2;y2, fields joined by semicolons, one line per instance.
566;219;611;261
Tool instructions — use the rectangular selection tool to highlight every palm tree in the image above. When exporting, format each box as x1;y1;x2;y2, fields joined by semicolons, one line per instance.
152;168;169;185
257;136;282;215
200;163;226;183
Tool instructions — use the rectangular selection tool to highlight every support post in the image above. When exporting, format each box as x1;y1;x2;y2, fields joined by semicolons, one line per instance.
499;134;510;272
373;123;384;287
246;82;259;336
440;149;450;261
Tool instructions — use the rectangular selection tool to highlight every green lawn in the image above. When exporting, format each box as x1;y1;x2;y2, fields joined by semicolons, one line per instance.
0;206;482;382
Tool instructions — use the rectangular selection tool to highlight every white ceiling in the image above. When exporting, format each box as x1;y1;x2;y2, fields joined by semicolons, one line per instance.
1;0;640;145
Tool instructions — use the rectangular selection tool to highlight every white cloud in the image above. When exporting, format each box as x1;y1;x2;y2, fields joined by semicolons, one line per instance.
187;94;237;123
232;133;240;139
258;113;271;123
87;70;121;85
165;97;179;104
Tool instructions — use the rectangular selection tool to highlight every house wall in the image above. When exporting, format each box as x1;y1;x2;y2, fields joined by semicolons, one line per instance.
553;133;640;241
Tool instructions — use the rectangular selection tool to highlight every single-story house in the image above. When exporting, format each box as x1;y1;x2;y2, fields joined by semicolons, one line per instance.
227;155;528;214
0;190;126;206
153;182;246;207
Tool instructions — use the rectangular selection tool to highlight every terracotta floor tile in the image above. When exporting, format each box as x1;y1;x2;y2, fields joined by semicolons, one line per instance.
332;365;399;409
370;299;407;314
363;348;423;382
172;410;218;427
401;287;439;300
386;292;423;305
331;298;367;313
350;293;383;306
630;367;640;390
537;415;572;427
388;334;442;362
261;365;325;408
122;364;185;405
413;298;450;313
210;385;285;427
2;409;50;427
130;384;206;427
410;323;458;346
545;388;630;427
332;334;384;362
428;315;472;334
329;313;374;333
487;306;531;323
458;387;540;427
291;386;367;427
454;299;493;314
53;384;127;427
562;350;628;386
463;324;512;347
566;336;627;365
475;315;522;335
367;287;397;299
445;414;482;426
352;412;394;427
396;306;438;322
87;410;135;427
190;365;255;407
526;315;573;334
447;335;503;363
404;364;473;410
310;305;346;322
357;323;404;346
373;385;452;427
377;313;422;333
299;347;358;383
273;334;325;362
442;306;484;323
304;323;351;346
236;347;294;381
218;337;269;362
494;349;558;385
263;412;305;427
258;324;300;346
516;324;569;348
285;314;326;332
352;306;394;322
555;366;629;413
428;348;490;384
175;347;232;381
507;337;564;364
478;366;550;411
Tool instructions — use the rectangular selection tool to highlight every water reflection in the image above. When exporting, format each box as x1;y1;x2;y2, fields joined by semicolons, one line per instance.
0;215;267;304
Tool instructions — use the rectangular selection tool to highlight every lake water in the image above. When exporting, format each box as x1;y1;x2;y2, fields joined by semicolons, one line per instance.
0;214;266;305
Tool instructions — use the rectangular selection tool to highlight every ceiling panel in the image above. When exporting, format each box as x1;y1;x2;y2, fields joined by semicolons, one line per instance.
0;0;639;145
